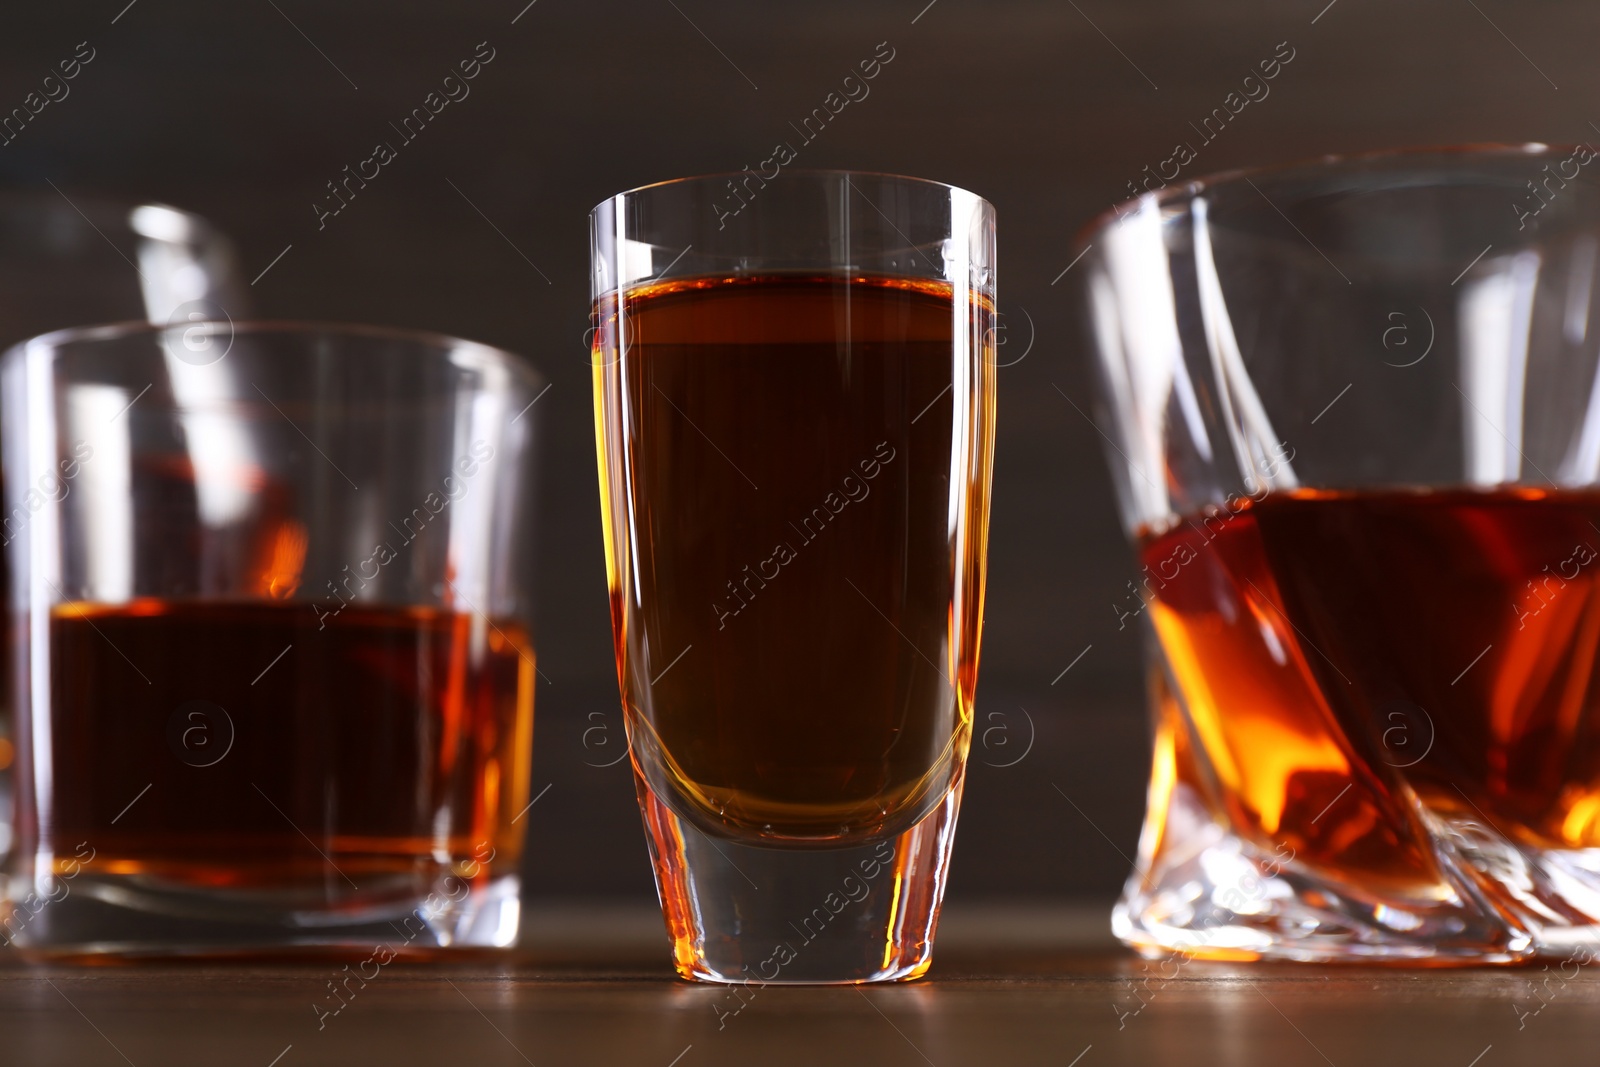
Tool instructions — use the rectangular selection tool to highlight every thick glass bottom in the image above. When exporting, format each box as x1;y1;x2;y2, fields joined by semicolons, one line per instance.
1119;656;1600;965
1113;775;1600;964
636;773;964;984
1113;789;1531;964
0;867;520;957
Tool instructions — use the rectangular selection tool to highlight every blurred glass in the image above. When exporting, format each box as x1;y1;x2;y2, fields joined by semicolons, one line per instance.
0;190;245;340
0;190;246;871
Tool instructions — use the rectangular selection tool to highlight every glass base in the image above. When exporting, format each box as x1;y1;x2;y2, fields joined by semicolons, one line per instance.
1114;789;1534;964
636;775;963;984
0;869;521;957
1119;671;1600;964
1113;773;1600;964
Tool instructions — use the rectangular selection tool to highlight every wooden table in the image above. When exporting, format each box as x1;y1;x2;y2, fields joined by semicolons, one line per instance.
1;904;1592;1066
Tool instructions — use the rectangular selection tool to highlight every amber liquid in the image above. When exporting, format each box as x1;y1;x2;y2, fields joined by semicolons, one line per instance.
21;600;533;895
1141;487;1600;900
593;275;993;840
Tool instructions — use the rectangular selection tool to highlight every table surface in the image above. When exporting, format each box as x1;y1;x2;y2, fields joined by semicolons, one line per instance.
1;904;1593;1067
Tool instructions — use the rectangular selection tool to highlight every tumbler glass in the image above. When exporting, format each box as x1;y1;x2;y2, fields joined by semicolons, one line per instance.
591;171;996;982
1080;144;1600;963
1;322;537;955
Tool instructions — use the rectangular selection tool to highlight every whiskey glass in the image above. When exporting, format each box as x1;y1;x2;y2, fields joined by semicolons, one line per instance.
1080;144;1600;963
0;322;538;955
591;171;996;982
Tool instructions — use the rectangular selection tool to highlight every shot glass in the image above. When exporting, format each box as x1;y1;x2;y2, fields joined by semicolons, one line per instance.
591;171;997;983
1079;144;1600;963
0;321;538;955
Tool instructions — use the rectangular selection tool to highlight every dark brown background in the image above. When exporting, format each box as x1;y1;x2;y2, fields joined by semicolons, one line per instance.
0;0;1591;907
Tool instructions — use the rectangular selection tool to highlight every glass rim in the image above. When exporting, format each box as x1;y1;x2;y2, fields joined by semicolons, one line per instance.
1;318;545;391
1073;141;1586;251
590;167;995;219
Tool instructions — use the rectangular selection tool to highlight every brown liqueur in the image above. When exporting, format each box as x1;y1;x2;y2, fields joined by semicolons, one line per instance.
1139;487;1600;902
593;274;994;838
